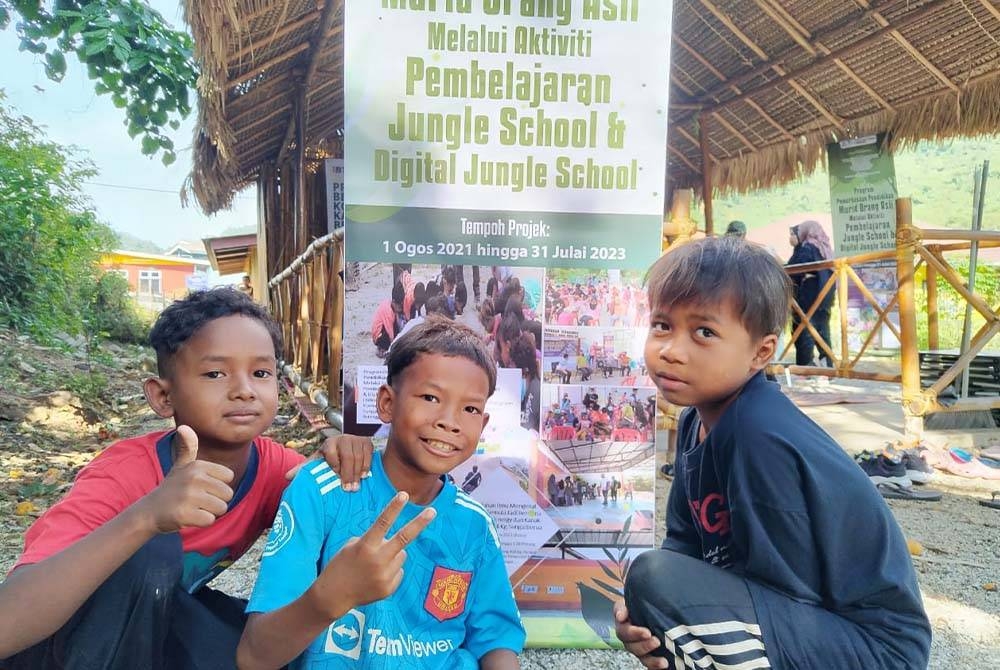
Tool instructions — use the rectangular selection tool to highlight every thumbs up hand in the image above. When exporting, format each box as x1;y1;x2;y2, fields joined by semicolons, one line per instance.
135;425;235;534
173;424;201;466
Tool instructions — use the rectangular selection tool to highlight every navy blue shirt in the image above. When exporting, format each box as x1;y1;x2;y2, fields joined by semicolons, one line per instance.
665;372;930;667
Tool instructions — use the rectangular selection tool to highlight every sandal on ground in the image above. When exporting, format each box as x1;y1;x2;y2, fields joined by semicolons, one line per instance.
876;482;943;502
979;492;1000;510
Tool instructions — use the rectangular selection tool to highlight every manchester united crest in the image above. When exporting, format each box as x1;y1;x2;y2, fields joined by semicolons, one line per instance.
424;566;472;622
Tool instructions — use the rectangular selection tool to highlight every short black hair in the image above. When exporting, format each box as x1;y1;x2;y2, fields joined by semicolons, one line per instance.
424;294;452;318
149;288;283;377
385;315;497;396
391;280;405;306
645;237;790;339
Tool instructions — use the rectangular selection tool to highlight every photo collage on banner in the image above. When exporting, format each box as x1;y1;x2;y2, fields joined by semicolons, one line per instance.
344;0;671;648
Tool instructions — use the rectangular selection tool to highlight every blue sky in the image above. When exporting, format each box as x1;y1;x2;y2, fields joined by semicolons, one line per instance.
0;1;256;249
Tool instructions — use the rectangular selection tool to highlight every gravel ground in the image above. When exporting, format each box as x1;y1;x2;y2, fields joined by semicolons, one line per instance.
210;376;1000;669
212;464;999;670
2;333;996;669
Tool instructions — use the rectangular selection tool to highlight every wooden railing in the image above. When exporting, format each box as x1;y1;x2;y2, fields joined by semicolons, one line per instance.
268;230;344;424
781;198;1000;435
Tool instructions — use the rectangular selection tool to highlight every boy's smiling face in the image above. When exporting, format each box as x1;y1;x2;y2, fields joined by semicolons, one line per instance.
644;297;775;429
145;315;279;452
377;353;490;494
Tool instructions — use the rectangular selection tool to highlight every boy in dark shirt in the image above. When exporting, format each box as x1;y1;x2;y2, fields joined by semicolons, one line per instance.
614;237;930;669
0;289;369;669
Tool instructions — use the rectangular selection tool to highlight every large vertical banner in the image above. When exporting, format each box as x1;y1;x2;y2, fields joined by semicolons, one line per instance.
828;134;899;349
345;0;671;648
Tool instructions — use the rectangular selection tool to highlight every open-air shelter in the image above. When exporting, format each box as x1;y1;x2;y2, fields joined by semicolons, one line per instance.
185;0;1000;236
182;0;1000;431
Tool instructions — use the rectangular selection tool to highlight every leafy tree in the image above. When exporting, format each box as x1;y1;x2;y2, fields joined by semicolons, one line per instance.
0;91;118;335
1;0;198;166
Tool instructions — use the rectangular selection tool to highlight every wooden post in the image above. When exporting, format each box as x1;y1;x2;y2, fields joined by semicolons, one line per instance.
256;168;271;309
895;198;923;439
698;114;714;236
329;240;344;409
664;188;695;250
926;262;939;350
294;96;307;258
838;261;849;370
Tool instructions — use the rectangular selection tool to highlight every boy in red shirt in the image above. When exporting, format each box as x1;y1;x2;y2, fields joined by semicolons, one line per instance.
0;289;369;669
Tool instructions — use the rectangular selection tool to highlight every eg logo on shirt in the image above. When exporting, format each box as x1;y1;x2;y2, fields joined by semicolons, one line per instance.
325;609;365;659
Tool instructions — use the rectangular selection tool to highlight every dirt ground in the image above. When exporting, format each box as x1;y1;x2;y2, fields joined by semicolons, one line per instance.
1;329;998;668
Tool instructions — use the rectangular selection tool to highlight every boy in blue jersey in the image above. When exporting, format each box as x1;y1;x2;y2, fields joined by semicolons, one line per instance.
238;316;525;670
614;238;930;669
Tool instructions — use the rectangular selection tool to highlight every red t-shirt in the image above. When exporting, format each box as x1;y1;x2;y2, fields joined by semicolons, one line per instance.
13;430;304;592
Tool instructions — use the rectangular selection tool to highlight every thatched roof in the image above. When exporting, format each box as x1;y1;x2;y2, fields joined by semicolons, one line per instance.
185;0;1000;214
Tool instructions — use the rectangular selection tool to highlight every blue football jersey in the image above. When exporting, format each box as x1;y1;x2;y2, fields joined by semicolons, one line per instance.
247;451;525;669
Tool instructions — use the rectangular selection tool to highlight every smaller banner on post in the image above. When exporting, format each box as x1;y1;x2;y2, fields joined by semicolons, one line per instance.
828;133;897;256
828;133;899;349
325;158;345;232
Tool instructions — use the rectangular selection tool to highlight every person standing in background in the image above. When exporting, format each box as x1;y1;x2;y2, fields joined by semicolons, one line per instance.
787;221;834;367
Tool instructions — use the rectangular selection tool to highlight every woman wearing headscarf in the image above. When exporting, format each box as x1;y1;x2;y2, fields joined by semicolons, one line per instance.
787;220;834;366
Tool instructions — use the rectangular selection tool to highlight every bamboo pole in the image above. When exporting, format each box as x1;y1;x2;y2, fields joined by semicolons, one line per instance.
838;263;849;370
920;229;1000;242
698;115;714;236
330;241;344;410
918;247;997;322
311;252;326;381
926;263;939;350
302;259;315;373
771;364;901;383
895;198;923;439
926;319;1000;397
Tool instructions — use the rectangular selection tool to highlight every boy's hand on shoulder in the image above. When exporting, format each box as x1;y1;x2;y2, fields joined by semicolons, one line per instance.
305;492;435;620
136;425;235;534
613;600;667;669
285;434;373;492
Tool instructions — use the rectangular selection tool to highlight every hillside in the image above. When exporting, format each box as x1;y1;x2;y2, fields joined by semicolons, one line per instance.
714;136;1000;232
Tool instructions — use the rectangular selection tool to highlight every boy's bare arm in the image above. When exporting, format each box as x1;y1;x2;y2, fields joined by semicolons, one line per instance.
479;649;520;669
0;426;233;659
237;493;435;670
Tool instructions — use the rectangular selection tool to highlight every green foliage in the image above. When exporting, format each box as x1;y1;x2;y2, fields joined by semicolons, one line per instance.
2;0;197;166
65;369;109;406
915;261;1000;350
0;92;119;335
82;271;149;344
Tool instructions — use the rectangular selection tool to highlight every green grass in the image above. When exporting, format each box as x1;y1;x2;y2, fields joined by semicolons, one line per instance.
713;136;1000;233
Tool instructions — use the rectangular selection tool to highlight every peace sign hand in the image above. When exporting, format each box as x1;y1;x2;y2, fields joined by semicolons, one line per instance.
307;492;436;621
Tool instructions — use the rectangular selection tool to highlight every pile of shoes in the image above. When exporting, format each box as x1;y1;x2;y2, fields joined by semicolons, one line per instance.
921;442;1000;480
854;444;942;501
981;442;1000;467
